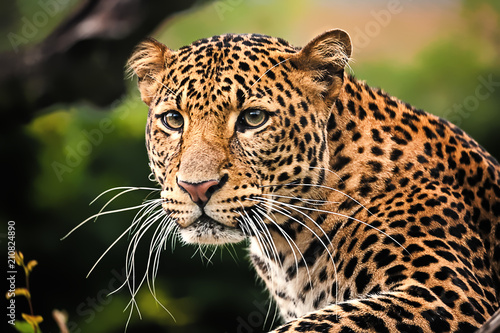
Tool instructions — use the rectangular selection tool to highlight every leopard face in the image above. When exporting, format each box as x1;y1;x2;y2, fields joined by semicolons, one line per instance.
129;31;351;245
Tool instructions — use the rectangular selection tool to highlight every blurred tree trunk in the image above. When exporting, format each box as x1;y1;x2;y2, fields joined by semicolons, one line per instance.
0;0;208;126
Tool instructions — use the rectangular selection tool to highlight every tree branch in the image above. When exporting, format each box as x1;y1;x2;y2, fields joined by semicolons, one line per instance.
0;0;208;125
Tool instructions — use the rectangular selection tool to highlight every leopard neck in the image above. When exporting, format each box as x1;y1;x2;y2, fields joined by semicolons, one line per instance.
324;74;421;215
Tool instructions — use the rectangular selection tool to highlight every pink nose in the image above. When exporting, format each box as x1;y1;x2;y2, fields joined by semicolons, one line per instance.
177;179;220;205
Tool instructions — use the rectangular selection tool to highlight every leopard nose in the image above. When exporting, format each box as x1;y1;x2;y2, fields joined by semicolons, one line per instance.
177;179;220;206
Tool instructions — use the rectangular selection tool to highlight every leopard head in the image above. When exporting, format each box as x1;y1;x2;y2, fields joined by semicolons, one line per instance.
127;30;352;245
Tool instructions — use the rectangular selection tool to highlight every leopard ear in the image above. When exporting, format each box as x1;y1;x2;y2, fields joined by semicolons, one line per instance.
293;29;352;103
127;38;171;106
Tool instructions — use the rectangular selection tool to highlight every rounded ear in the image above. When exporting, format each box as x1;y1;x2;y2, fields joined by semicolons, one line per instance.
127;38;171;106
292;29;352;103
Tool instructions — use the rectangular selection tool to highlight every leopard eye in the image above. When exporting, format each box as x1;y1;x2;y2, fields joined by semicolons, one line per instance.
162;111;184;131
240;109;269;129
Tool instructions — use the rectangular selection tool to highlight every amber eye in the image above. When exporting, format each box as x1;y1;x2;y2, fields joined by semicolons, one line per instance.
162;111;184;130
240;109;269;128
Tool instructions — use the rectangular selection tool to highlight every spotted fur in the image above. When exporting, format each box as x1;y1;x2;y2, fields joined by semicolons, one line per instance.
127;30;500;332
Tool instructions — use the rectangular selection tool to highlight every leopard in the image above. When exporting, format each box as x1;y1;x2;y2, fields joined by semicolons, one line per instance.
126;29;500;332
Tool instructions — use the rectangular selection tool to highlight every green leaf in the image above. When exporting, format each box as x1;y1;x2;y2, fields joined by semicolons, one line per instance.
11;320;39;333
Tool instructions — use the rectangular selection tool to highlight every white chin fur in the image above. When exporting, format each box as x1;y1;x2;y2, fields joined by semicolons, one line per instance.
179;220;246;245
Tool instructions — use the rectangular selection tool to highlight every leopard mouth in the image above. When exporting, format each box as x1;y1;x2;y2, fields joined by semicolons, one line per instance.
178;214;246;245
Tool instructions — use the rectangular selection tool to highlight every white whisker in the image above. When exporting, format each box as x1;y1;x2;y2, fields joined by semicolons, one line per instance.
252;211;282;268
146;73;177;96
237;207;274;266
255;196;408;255
62;204;151;240
260;182;373;216
87;223;136;278
145;214;176;321
253;205;313;288
72;183;183;326
253;198;340;307
90;186;160;206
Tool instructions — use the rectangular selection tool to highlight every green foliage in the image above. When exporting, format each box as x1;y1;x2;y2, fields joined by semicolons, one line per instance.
12;321;39;333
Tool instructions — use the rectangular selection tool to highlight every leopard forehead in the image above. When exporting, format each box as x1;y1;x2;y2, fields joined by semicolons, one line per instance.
175;33;298;70
153;34;299;119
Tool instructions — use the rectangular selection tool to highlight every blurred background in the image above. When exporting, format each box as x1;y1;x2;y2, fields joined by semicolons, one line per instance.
2;0;499;332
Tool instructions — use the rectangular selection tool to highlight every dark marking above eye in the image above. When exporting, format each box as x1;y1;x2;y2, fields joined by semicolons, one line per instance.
175;93;182;110
236;89;245;108
356;105;366;120
384;106;396;118
277;95;285;107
